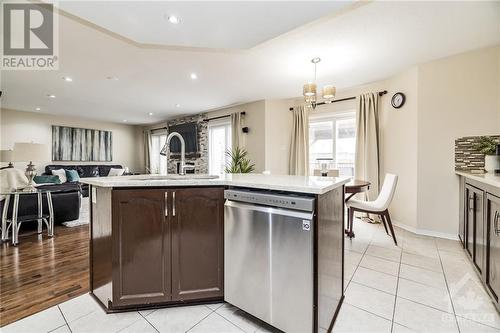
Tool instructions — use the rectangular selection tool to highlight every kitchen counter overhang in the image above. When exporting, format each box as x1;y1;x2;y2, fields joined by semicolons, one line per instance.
79;173;350;194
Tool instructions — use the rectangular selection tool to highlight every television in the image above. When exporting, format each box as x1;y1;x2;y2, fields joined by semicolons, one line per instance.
168;122;198;154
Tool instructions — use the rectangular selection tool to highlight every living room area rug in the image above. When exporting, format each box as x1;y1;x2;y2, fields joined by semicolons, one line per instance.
63;197;89;227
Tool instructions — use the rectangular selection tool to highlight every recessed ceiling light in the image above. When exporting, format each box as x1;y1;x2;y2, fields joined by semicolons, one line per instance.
123;119;128;122
148;112;153;116
190;73;197;80
46;94;56;98
62;77;73;82
167;15;180;24
106;76;119;80
35;107;41;111
175;103;181;108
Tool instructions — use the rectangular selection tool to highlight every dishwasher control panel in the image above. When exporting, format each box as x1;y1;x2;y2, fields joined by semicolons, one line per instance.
224;189;315;212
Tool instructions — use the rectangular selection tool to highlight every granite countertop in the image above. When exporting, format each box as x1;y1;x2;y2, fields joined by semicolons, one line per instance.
79;173;351;195
456;171;500;188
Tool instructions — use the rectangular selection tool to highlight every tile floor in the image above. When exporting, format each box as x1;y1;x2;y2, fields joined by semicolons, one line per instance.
3;220;500;333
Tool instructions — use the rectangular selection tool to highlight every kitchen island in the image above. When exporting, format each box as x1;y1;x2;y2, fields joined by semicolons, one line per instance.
81;173;349;333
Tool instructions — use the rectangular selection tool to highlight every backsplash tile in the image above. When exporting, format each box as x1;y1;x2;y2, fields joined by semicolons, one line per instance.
455;135;500;172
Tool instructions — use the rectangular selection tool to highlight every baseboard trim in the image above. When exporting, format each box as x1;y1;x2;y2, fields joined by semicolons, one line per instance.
392;220;458;240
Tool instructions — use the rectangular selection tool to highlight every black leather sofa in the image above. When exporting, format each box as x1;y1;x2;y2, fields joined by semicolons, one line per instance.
44;164;123;197
0;183;81;226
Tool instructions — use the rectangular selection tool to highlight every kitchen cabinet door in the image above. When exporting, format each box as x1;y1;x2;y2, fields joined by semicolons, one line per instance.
171;187;224;301
487;194;500;302
112;189;171;306
466;184;485;274
465;185;474;258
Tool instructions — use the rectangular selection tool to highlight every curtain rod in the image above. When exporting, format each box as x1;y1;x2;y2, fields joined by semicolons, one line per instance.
149;111;246;131
203;111;245;122
289;90;387;111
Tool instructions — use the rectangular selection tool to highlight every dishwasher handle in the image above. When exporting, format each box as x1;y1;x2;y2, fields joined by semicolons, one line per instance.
225;199;314;220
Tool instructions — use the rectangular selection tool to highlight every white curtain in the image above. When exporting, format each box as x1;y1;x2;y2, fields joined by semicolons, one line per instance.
143;129;153;173
355;93;380;200
289;105;309;176
231;112;243;149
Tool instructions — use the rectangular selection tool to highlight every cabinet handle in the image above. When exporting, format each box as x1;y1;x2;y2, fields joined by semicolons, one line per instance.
172;191;176;217
165;192;168;217
469;195;475;212
495;211;500;236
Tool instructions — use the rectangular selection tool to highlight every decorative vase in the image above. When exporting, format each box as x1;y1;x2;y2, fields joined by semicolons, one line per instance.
484;155;500;173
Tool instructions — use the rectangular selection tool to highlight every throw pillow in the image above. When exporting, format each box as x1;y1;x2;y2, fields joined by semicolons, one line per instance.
51;169;67;183
33;175;61;184
65;169;80;182
108;168;125;177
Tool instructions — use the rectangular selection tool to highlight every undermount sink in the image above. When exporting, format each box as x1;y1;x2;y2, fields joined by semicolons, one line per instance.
133;175;220;181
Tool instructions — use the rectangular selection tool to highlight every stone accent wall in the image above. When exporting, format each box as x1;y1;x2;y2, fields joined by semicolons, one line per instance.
455;135;500;172
165;113;208;174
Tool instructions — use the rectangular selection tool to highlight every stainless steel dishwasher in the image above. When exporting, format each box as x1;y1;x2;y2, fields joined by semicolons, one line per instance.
224;189;315;333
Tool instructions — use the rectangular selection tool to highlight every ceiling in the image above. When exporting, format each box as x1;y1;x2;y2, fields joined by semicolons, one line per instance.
2;1;499;124
56;1;353;49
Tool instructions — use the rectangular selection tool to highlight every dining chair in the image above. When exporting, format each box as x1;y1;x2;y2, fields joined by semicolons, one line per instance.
346;173;398;245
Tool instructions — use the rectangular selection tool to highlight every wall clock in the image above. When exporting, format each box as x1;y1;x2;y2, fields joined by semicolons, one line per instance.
391;92;406;109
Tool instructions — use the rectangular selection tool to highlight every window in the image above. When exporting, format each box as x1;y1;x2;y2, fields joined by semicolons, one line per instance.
151;131;168;174
309;111;356;176
208;119;232;175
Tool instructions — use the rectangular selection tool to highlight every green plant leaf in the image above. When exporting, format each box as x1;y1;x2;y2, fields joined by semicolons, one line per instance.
225;146;255;174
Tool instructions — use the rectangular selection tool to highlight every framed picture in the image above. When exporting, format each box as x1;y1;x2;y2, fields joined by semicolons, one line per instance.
52;125;112;161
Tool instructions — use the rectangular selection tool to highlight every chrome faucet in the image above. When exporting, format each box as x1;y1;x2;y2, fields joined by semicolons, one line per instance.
160;132;194;175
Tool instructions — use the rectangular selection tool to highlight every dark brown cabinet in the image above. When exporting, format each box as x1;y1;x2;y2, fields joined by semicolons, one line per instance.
91;186;224;310
459;176;500;312
171;188;224;301
486;193;500;302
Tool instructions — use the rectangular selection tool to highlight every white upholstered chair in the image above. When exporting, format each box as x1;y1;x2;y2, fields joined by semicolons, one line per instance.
346;173;398;245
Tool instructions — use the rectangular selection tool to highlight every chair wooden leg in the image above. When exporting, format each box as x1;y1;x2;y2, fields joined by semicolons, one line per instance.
348;208;355;238
384;211;398;245
380;214;389;235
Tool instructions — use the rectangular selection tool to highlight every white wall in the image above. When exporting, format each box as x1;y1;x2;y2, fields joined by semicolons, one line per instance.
264;99;293;175
416;46;500;237
0;108;141;172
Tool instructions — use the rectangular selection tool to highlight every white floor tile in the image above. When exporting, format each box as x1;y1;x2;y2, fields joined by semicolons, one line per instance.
332;303;392;333
344;263;358;281
397;278;453;313
345;250;363;267
2;306;66;333
215;303;263;333
68;309;142;333
147;305;211;333
50;325;71;333
391;323;417;333
359;254;400;276
401;252;442;272
394;297;458;332
138;309;157;317
58;293;103;323
205;302;225;311
456;316;500;332
366;244;401;263
189;312;243;333
344;281;395;320
450;277;500;329
118;317;157;333
399;264;447;290
345;238;370;254
351;266;398;295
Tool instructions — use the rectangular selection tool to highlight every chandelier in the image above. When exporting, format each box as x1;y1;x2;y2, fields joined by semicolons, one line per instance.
303;57;336;109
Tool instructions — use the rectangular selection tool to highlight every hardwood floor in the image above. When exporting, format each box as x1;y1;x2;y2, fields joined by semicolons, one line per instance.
0;224;89;327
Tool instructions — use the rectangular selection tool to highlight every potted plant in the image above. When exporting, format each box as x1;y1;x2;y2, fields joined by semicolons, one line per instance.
475;136;500;172
225;147;255;173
